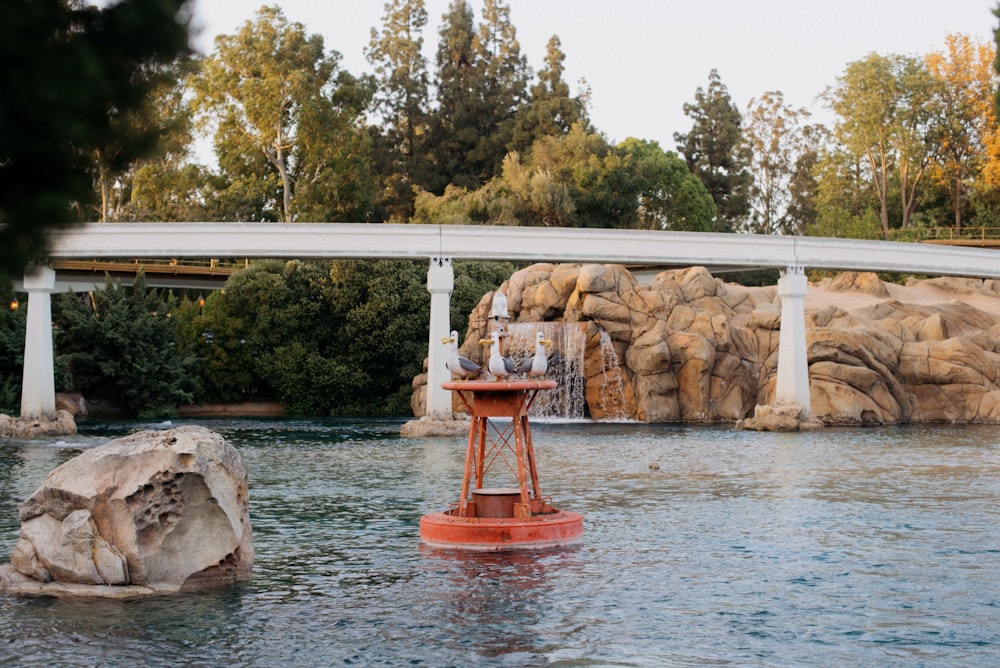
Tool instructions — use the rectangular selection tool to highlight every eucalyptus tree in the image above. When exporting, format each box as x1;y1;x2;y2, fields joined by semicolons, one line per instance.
826;52;942;232
194;6;374;223
926;34;998;230
96;57;202;222
366;0;433;221
743;91;826;235
0;0;191;278
675;69;752;232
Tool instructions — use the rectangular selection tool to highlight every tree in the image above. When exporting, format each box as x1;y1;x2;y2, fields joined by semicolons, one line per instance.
413;125;716;230
0;302;26;414
0;0;192;279
54;272;196;418
827;53;942;232
675;70;752;232
194;6;374;223
927;34;998;230
470;0;529;177
91;57;198;222
366;0;433;221
427;0;482;192
618;138;717;232
510;35;588;154
743;91;825;235
427;0;529;192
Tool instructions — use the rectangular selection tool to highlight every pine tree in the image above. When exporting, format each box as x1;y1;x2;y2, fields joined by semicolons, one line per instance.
675;69;752;232
366;0;432;221
510;35;588;154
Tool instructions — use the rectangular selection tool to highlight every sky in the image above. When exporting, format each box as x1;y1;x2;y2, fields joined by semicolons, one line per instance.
186;0;997;153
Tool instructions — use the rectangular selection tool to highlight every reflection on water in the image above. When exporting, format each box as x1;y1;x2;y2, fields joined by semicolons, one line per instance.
1;419;999;666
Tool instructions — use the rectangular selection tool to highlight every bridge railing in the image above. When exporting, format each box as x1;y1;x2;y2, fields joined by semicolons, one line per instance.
882;226;1000;243
52;258;249;277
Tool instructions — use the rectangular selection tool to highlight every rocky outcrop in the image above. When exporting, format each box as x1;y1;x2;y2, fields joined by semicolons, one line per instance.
414;264;1000;426
1;425;253;597
0;410;77;437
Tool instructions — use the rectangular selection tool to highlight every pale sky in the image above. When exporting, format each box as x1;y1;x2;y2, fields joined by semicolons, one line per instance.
187;0;996;153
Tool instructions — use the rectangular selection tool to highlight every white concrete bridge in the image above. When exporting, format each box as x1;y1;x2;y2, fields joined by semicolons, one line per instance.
14;222;1000;420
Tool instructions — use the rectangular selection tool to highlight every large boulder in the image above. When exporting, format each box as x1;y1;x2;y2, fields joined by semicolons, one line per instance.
2;425;252;597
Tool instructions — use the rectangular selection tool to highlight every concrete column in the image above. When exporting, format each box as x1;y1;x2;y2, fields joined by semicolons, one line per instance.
775;265;811;414
20;266;57;419
426;257;454;420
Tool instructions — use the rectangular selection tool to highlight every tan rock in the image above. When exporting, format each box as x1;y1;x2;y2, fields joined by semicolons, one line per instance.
7;425;252;594
827;271;890;297
749;303;781;330
625;321;672;375
576;264;618;293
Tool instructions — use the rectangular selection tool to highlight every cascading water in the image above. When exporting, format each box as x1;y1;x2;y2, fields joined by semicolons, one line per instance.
506;322;588;419
592;329;631;421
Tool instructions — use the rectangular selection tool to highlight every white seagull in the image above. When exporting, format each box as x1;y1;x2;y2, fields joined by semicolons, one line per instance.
442;331;481;379
479;330;515;379
518;331;553;376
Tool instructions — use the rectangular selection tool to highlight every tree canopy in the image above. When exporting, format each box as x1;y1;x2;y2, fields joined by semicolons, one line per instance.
0;0;192;279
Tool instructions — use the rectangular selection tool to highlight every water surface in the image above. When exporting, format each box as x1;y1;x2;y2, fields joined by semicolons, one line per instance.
1;419;998;666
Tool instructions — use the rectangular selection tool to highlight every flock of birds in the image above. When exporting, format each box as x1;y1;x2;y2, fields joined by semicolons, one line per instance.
443;329;552;380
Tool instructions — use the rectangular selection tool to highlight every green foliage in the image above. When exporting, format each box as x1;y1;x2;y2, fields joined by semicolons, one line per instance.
826;52;942;232
366;0;433;221
54;273;196;418
675;69;752;232
426;0;528;193
178;259;513;415
0;300;25;414
413;125;714;230
193;5;375;222
0;0;191;279
510;35;588;153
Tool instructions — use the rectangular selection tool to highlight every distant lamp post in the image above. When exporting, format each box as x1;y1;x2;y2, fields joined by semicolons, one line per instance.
198;295;206;308
9;298;18;311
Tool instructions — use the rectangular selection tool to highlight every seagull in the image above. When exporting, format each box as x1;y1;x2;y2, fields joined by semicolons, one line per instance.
479;330;515;379
517;331;553;376
442;331;481;379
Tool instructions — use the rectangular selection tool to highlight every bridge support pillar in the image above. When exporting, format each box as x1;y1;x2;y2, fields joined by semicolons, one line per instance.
775;265;811;414
20;266;57;419
426;257;454;420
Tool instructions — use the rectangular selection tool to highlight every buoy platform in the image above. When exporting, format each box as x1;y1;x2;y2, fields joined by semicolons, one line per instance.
420;380;584;550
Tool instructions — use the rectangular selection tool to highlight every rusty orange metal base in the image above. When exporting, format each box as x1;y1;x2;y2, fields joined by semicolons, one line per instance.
425;377;583;550
420;509;583;551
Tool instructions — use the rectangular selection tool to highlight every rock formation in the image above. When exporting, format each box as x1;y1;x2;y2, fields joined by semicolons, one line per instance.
413;264;1000;426
0;410;77;438
1;425;253;597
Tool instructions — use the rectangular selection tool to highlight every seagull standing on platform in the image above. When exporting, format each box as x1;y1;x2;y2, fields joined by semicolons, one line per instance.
518;331;553;377
443;331;481;380
480;330;514;379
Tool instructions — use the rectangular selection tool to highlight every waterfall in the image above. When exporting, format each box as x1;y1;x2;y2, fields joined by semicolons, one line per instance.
506;322;588;419
592;329;632;421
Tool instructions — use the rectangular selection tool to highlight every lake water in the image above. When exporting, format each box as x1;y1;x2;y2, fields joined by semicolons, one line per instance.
1;418;999;667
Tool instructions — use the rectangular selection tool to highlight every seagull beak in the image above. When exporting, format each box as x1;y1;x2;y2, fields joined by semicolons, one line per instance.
542;339;553;347
441;336;453;344
479;338;492;345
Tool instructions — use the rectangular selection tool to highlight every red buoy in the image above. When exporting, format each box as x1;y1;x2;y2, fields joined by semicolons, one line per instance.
420;380;584;550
